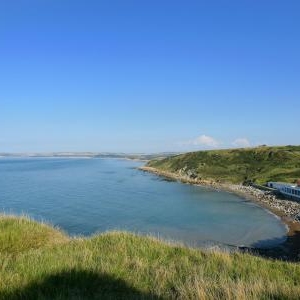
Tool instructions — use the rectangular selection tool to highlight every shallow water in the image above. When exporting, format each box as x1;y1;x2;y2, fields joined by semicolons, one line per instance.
0;157;287;248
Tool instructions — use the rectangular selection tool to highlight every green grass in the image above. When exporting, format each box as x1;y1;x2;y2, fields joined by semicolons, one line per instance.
0;215;68;254
1;215;300;299
147;145;300;184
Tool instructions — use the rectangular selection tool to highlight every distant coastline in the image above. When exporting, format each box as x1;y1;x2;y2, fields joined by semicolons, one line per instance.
0;152;179;161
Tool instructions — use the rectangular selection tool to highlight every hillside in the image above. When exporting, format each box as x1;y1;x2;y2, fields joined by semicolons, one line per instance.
1;215;300;299
146;146;300;185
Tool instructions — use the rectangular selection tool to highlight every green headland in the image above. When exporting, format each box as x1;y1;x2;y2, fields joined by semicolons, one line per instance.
146;145;300;185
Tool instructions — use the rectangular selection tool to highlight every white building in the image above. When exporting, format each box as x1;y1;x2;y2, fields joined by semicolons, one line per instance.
267;182;300;201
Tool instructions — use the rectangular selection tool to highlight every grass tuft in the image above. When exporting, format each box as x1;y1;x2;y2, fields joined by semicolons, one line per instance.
0;216;299;299
0;214;68;254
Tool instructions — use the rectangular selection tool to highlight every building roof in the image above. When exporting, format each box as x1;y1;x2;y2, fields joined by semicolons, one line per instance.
269;182;300;189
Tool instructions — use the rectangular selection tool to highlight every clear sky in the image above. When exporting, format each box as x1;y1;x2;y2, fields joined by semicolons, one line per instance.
1;1;299;153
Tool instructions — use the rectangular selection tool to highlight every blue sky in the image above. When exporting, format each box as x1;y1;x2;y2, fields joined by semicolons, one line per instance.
1;1;299;153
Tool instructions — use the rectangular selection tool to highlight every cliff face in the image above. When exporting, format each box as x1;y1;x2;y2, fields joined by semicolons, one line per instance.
147;146;300;184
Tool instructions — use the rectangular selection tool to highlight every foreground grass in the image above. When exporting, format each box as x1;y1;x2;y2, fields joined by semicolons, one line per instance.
147;145;300;184
0;215;300;299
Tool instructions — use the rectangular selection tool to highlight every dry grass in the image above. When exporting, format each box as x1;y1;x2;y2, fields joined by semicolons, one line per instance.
0;215;299;299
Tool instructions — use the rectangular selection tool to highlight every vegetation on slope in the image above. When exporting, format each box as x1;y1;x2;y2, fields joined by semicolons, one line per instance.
147;146;300;184
1;215;300;299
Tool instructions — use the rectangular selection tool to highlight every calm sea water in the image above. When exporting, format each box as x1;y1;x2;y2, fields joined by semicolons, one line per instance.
0;157;287;248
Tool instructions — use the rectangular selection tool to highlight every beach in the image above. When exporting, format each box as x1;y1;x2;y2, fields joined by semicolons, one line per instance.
140;166;300;261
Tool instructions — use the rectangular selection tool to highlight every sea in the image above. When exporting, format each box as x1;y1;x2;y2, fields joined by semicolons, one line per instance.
0;157;287;248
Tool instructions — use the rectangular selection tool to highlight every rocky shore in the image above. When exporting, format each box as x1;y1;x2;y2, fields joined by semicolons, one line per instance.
224;184;300;222
140;166;300;261
140;166;300;222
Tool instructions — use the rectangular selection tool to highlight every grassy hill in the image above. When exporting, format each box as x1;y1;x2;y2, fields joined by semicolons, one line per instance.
1;215;300;299
146;146;300;184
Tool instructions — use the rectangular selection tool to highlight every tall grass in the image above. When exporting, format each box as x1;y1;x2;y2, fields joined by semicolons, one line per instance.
0;215;299;299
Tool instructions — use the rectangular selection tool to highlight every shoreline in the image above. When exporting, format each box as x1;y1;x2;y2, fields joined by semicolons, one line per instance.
140;166;300;261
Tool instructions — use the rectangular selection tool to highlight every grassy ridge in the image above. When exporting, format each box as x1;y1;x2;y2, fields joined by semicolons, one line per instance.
147;146;300;184
1;215;300;299
0;215;68;254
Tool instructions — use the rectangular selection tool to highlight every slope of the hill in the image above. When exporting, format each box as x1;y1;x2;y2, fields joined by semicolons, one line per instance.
1;215;300;299
146;146;300;184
